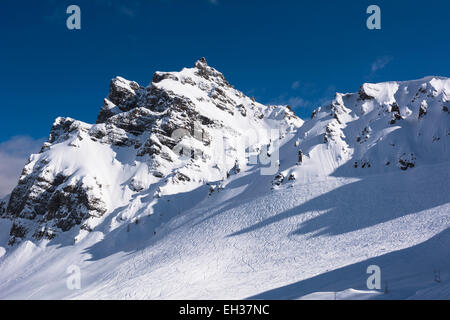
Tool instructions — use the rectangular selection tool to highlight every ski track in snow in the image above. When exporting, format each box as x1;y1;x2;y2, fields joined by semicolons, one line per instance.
0;162;448;300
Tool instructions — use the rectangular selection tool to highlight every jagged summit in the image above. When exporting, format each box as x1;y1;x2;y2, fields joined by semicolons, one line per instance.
196;57;207;65
2;59;301;245
96;58;229;124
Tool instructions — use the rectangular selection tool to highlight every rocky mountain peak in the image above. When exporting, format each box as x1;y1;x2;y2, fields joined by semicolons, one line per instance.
1;59;301;245
195;57;208;66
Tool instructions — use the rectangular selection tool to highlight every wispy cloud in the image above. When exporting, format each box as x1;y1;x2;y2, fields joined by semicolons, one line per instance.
207;0;219;5
94;0;142;18
0;136;45;198
371;56;393;73
291;81;301;89
117;5;136;18
268;93;310;109
42;0;142;23
286;96;310;108
269;84;336;111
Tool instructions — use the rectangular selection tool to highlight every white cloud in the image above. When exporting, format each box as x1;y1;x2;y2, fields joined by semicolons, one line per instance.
0;136;45;198
371;56;393;73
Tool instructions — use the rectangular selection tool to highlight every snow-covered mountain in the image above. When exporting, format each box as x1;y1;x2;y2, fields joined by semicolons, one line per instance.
0;60;448;300
272;76;450;186
1;58;301;246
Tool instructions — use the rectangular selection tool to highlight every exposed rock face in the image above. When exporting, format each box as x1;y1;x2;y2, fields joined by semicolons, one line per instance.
0;200;6;216
3;58;302;245
5;163;108;244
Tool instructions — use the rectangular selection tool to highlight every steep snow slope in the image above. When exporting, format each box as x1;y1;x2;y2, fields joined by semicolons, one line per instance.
0;69;448;299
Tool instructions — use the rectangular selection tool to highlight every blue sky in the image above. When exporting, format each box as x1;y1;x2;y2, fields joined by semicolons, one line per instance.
1;0;449;144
